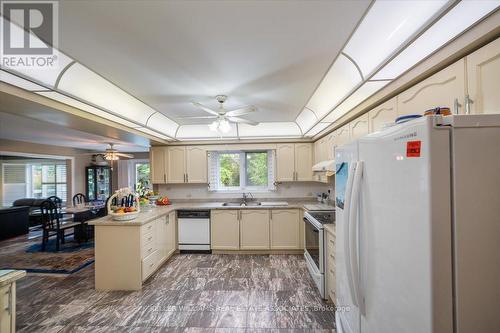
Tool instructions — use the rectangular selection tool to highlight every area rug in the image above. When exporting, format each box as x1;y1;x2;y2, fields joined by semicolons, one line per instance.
0;234;94;274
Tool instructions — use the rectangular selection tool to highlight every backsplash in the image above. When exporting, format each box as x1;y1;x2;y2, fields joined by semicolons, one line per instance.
155;182;333;201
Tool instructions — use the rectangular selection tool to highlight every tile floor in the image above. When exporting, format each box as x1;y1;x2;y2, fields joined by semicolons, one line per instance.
16;254;336;332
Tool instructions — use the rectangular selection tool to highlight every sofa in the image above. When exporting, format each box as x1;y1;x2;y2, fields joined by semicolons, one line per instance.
0;206;30;240
12;198;47;226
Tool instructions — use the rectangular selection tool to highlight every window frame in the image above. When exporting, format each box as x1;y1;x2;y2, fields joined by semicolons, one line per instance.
210;150;275;193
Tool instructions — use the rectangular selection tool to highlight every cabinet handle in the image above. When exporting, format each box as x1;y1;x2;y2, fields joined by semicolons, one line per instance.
465;95;474;115
453;98;461;115
164;174;166;183
270;210;272;220
186;173;189;183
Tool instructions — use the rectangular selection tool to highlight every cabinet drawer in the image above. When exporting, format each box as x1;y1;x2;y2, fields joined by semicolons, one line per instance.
142;250;159;281
142;239;156;259
141;221;155;235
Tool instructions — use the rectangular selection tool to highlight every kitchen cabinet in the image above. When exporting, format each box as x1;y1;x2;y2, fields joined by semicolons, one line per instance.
211;210;240;250
349;113;369;140
186;146;208;183
270;209;300;249
157;213;176;263
326;132;336;161
150;146;168;184
368;97;398;133
466;37;500;115
167;146;207;184
0;271;24;333
335;125;350;148
276;143;313;182
94;213;177;290
314;137;328;164
397;59;465;115
240;210;270;250
295;143;313;181
325;226;336;304
167;147;186;183
276;144;295;182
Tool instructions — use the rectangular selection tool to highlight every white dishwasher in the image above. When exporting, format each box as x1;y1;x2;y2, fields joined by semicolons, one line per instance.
177;210;211;252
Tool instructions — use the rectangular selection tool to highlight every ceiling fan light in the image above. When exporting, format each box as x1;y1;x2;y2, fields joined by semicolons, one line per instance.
209;121;219;132
219;119;231;133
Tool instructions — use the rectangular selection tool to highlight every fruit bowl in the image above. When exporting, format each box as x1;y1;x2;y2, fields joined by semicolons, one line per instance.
107;191;141;221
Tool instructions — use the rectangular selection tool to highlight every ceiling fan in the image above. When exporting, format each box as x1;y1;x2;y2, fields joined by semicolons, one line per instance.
86;143;134;161
181;95;259;134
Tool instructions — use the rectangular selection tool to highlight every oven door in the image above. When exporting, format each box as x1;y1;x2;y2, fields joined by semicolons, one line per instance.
304;217;324;273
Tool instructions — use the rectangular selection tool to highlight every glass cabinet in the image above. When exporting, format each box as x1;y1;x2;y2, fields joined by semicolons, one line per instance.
86;166;112;201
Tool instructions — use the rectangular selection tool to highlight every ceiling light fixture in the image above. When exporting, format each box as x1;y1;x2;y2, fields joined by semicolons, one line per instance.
209;118;232;134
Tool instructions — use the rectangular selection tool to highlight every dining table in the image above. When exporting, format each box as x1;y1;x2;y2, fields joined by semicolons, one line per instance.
63;202;106;242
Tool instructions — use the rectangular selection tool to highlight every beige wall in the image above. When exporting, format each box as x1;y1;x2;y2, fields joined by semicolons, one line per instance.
0;139;93;202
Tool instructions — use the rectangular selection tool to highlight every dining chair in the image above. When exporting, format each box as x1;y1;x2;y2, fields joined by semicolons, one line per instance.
72;193;87;206
39;200;80;251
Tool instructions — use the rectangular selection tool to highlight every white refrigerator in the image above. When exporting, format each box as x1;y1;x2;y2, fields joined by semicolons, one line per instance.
335;114;500;333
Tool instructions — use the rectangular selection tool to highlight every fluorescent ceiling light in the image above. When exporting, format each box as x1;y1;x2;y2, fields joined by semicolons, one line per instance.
176;124;238;139
0;16;73;88
324;80;390;123
36;91;141;128
0;70;48;91
306;54;362;118
57;63;160;125
305;122;331;137
238;122;302;138
135;127;173;141
374;1;500;80
295;108;319;133
146;112;179;138
344;0;448;78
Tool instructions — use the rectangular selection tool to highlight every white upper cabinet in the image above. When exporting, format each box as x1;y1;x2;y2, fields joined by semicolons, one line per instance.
150;147;168;184
185;146;207;183
294;143;313;181
466;38;500;115
368;97;398;133
167;147;186;184
398;59;466;116
349;113;369;140
276;144;295;182
336;125;351;148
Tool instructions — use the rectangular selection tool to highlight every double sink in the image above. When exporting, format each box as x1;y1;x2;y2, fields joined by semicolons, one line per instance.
222;201;262;207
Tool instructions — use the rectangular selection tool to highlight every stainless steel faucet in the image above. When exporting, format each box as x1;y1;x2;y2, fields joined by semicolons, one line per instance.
242;192;253;205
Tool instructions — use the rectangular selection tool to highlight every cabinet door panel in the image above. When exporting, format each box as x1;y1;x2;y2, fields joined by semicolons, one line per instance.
211;210;239;250
326;133;336;161
336;125;351;148
369;97;397;132
398;59;465;116
276;144;295;182
150;147;167;184
349;113;369;141
167;147;186;183
186;147;207;183
240;210;270;250
295;143;313;181
270;209;300;249
467;38;500;114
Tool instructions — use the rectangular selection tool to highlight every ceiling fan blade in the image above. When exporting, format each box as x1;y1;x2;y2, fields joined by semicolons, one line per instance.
115;153;134;158
192;102;219;116
225;106;257;117
227;116;259;126
177;116;218;119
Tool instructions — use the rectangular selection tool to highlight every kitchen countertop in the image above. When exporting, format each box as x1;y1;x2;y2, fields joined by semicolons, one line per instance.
0;270;26;287
89;200;326;226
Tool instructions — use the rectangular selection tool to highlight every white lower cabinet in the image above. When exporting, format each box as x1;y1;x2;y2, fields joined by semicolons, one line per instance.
211;210;240;250
94;213;177;291
325;227;336;304
211;209;303;251
240;210;270;250
270;209;300;249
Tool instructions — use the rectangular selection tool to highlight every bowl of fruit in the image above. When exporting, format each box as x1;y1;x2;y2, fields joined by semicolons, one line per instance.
108;188;141;221
156;196;171;206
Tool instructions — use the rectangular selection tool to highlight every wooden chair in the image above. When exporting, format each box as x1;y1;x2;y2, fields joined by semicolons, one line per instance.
72;193;87;206
39;200;80;251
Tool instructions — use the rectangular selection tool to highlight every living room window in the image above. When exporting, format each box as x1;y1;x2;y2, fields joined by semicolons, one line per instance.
1;161;67;206
208;150;275;192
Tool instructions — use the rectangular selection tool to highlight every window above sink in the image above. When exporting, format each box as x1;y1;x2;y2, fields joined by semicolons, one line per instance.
208;150;275;193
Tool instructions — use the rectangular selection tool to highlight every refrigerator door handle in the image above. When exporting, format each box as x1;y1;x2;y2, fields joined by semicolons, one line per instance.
348;161;363;310
343;162;357;306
